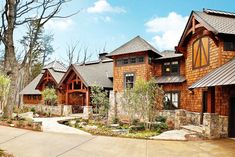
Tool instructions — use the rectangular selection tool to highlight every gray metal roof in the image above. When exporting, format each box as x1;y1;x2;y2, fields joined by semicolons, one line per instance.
73;60;113;88
106;36;161;57
155;76;186;84
19;74;42;95
194;9;235;35
156;50;183;60
189;58;235;89
43;60;67;72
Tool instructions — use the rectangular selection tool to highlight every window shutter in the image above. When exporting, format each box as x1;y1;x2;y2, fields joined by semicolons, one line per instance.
193;37;209;68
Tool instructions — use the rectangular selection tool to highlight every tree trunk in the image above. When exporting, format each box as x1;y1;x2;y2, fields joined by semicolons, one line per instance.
3;0;18;118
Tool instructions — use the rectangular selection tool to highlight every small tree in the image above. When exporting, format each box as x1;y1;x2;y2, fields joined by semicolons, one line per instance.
0;74;11;114
90;85;109;118
41;88;57;106
121;78;164;129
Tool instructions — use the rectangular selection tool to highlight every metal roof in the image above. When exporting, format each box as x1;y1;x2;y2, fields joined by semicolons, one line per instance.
194;9;235;35
156;50;183;60
155;76;186;84
106;36;161;57
73;60;113;88
189;58;235;89
47;69;65;84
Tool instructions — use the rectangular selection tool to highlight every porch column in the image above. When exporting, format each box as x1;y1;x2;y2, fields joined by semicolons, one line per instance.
86;90;90;106
65;84;68;105
207;87;215;113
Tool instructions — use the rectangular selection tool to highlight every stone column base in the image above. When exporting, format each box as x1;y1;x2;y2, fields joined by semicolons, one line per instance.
83;106;93;119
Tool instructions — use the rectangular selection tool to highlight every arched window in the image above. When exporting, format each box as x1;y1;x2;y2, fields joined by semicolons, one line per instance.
192;37;210;68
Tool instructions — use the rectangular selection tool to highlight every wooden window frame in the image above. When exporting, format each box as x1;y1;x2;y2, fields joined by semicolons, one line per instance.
162;60;180;76
123;72;135;89
164;91;180;109
192;36;210;69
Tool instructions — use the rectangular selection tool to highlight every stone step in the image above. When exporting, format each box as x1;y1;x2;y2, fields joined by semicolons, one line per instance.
181;125;203;134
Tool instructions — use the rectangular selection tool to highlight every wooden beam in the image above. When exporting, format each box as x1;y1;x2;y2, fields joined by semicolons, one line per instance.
86;90;90;106
207;87;215;113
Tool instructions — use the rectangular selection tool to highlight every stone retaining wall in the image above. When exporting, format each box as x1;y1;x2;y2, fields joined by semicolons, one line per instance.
22;104;72;116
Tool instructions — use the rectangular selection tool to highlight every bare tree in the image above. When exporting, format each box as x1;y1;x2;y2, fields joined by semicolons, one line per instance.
0;0;78;117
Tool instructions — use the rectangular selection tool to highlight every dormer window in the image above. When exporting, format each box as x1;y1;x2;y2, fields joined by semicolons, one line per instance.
224;39;235;51
163;61;179;75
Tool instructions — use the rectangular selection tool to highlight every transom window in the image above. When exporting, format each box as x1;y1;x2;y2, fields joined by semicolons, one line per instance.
164;92;180;109
116;56;145;66
124;73;135;89
163;61;179;75
192;37;210;68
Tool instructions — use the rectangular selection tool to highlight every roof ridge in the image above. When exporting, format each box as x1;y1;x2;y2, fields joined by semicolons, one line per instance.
203;8;235;17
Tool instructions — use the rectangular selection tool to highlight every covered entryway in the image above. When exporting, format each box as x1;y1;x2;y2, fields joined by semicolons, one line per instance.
68;92;86;113
229;97;235;137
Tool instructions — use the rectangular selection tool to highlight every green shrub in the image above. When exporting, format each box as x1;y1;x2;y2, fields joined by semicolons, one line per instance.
155;116;166;123
41;88;57;106
30;107;36;114
131;119;140;125
153;122;168;132
112;117;119;124
129;125;145;132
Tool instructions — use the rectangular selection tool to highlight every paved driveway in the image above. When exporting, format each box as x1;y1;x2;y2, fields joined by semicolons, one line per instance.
0;126;235;157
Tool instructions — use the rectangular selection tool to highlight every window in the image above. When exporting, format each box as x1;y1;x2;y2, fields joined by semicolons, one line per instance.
137;56;144;63
69;83;73;90
224;40;235;51
74;82;81;90
164;92;180;108
124;73;135;89
45;81;54;88
130;57;136;64
192;37;209;68
163;61;179;75
116;56;145;66
33;95;37;100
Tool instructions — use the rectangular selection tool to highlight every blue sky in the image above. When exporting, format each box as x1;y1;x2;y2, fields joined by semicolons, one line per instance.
11;0;235;62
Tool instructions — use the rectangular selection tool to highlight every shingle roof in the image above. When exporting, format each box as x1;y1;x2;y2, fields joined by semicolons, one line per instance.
43;60;67;72
194;9;235;35
156;50;183;60
189;58;235;89
20;60;67;95
19;74;42;95
73;60;113;88
106;36;161;57
155;76;186;84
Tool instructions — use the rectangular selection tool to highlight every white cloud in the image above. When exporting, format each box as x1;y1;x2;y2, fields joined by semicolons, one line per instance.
87;0;126;14
45;18;74;31
145;12;188;51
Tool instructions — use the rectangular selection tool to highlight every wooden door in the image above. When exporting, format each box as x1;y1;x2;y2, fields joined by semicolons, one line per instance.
229;97;235;137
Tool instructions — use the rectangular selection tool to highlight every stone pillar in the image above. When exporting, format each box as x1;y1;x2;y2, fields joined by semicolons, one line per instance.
174;109;186;129
83;106;93;119
203;113;220;139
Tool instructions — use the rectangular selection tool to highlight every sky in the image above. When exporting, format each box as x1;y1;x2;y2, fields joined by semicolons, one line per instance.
7;0;235;62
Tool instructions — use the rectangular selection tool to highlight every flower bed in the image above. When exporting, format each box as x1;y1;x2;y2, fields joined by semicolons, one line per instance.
0;117;42;132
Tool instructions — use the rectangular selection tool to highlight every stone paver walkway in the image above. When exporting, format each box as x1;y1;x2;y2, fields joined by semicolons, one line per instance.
33;116;90;135
151;129;190;140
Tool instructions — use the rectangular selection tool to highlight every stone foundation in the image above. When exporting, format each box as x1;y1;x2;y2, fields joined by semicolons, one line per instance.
202;113;220;139
22;104;72;116
83;106;93;119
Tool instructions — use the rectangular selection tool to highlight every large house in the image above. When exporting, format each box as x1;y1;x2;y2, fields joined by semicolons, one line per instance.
21;8;235;138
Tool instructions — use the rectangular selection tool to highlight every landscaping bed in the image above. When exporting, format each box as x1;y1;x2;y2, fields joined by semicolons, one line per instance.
0;149;14;157
0;117;42;131
59;116;169;139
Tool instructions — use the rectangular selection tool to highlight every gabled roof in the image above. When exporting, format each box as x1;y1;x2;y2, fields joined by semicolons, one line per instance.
19;74;42;95
43;60;67;72
155;76;186;84
156;50;183;60
59;59;113;89
178;8;235;48
73;60;113;88
20;60;66;95
106;36;162;57
189;58;235;89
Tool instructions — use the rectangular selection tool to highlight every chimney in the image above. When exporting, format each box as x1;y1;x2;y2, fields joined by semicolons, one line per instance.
99;53;108;60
